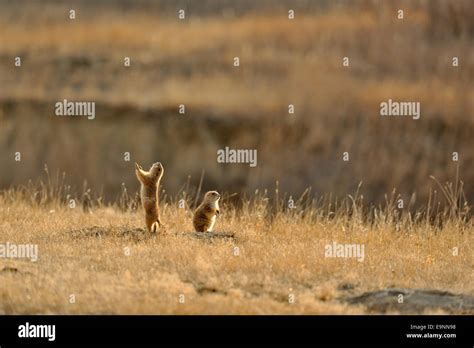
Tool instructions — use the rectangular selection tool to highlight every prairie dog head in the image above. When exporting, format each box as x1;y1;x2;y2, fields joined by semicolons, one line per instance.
135;162;164;185
149;162;164;181
203;191;220;206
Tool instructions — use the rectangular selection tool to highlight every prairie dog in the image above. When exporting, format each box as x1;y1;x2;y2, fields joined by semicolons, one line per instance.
135;162;164;233
193;191;221;232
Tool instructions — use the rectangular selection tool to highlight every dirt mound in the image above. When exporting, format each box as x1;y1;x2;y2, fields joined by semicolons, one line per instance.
69;226;148;241
69;226;236;242
177;231;236;242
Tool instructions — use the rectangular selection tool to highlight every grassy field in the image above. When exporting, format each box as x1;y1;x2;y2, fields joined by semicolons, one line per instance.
0;179;472;315
0;1;473;315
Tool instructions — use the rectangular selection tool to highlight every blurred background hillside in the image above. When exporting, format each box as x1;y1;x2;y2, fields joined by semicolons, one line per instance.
0;0;473;205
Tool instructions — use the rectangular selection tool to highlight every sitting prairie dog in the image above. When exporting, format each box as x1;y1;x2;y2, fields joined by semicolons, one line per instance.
135;162;164;233
193;191;221;232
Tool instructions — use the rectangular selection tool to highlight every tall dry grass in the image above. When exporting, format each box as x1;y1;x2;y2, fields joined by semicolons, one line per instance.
0;170;472;314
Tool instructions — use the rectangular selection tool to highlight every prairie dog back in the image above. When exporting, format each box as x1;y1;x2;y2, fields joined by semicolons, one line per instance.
135;162;164;232
193;191;220;232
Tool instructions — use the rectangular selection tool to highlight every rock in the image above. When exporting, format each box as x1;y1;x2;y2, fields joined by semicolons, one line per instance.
344;288;474;314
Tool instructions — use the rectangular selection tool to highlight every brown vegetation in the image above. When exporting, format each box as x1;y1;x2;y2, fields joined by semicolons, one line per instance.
0;0;473;204
0;0;472;314
0;174;472;314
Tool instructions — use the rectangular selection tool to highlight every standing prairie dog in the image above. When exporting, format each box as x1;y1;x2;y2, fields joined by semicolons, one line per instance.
193;191;221;232
135;162;164;233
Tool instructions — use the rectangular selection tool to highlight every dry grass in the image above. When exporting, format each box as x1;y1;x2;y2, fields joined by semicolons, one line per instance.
0;176;472;315
0;1;473;314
